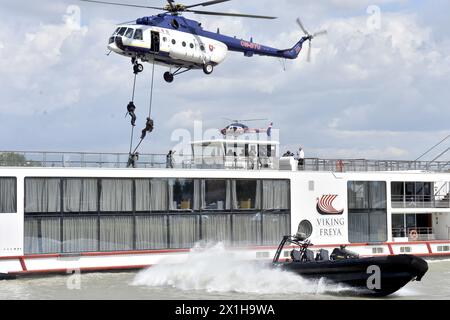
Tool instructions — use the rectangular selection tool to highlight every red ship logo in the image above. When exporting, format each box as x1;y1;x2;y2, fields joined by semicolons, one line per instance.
316;195;344;215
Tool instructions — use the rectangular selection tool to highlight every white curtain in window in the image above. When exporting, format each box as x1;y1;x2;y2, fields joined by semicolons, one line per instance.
135;179;151;212
63;217;98;252
263;180;289;210
255;180;261;209
262;213;290;245
370;182;387;209
136;179;168;211
63;179;97;213
24;218;61;254
231;181;238;209
168;180;175;210
193;180;200;211
232;214;261;246
226;180;231;210
99;216;133;251
348;212;369;243
150;179;168;211
24;219;39;254
100;179;132;212
369;211;387;242
169;215;199;248
0;178;16;213
25;178;61;213
201;214;231;244
136;216;167;249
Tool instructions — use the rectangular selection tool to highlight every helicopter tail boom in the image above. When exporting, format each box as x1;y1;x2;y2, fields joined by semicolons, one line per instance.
279;36;310;59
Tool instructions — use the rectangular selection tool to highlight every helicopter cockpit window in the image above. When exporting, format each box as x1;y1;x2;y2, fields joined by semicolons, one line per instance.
133;29;143;40
118;27;127;36
112;27;120;36
125;28;134;39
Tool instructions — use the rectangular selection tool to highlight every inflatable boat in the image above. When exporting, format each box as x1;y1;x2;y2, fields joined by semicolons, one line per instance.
273;232;428;296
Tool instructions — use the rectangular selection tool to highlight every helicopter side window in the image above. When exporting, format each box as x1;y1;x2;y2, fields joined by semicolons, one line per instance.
172;39;176;45
118;27;127;36
125;28;134;39
190;43;194;49
133;29;143;40
182;41;186;47
200;45;205;51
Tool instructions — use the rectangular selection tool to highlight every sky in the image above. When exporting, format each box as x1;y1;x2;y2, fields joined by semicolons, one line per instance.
0;0;450;161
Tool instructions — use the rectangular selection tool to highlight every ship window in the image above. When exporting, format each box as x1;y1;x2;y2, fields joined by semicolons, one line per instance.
125;28;134;38
135;179;168;212
202;180;230;210
348;181;387;243
133;29;143;40
0;177;16;213
232;180;261;210
262;180;290;210
63;178;98;213
25;178;61;213
99;179;132;212
118;27;127;36
169;179;199;211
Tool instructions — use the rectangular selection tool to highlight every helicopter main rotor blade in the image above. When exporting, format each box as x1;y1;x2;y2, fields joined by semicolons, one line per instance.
186;9;276;19
296;18;309;36
307;40;312;62
116;19;138;25
185;0;231;9
79;0;164;10
313;30;328;37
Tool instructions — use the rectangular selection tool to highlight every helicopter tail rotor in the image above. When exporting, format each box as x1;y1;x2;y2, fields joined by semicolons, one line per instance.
296;18;327;62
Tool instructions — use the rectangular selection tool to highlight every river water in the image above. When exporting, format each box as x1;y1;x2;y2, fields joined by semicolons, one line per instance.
1;245;449;300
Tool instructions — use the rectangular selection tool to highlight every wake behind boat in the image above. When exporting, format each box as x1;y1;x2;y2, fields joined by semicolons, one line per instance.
272;222;428;297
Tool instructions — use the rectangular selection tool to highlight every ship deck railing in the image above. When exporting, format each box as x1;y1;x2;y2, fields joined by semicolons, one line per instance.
1;151;450;172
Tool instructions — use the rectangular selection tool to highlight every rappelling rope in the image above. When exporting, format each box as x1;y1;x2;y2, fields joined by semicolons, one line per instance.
132;59;156;155
127;72;138;155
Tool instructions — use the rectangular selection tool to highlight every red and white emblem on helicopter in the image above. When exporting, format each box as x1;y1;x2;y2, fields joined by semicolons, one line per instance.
316;195;344;215
209;44;215;52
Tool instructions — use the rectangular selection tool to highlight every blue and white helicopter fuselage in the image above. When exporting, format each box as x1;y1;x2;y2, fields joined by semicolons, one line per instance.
107;14;309;82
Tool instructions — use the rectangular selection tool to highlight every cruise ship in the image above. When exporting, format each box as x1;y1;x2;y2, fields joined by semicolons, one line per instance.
1;137;450;277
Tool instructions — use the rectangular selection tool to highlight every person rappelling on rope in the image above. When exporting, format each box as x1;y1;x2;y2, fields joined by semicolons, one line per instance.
126;101;137;126
141;117;154;139
127;152;139;168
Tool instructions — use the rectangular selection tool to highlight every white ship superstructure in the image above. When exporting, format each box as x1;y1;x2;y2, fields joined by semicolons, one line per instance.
1;138;450;277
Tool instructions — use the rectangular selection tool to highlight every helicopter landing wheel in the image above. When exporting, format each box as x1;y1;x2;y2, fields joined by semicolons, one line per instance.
133;63;144;74
164;72;174;83
203;63;214;75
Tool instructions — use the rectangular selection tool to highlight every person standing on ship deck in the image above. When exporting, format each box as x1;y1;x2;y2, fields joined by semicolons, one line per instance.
297;147;305;170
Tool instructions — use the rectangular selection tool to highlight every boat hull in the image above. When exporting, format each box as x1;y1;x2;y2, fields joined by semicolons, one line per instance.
275;254;428;296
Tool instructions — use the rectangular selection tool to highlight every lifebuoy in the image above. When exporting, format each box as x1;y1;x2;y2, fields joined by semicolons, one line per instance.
336;160;344;172
409;229;419;241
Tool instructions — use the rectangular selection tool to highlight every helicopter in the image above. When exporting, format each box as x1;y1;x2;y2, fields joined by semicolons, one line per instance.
80;0;327;83
220;119;273;137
